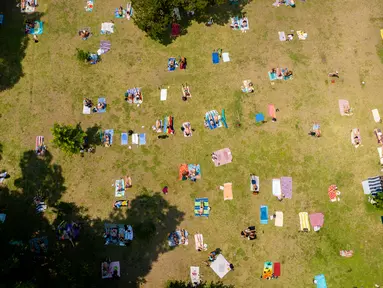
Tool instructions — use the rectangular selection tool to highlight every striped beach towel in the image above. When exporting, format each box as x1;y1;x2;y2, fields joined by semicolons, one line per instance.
368;176;382;196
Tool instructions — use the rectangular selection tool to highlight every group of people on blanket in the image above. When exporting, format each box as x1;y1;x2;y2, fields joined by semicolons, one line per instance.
124;90;143;103
169;57;187;70
21;0;37;11
84;98;106;113
270;67;293;79
230;16;248;31
169;229;187;246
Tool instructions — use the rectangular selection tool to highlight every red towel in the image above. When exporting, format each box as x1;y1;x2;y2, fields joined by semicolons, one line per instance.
273;262;281;277
268;104;276;119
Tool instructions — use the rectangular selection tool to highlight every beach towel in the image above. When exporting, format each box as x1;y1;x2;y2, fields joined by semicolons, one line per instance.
36;136;44;150
272;178;281;196
381;29;383;40
372;109;381;123
275;211;283;227
212;148;232;167
85;0;93;11
160;89;167;101
104;129;114;145
121;133;128;145
281;177;292;199
83;103;91;114
210;254;231;279
182;122;192;137
101;261;120;279
222;53;230;62
21;0;37;13
328;184;339;201
0;213;6;223
279;31;286;41
115;179;125;197
299;212;310;232
96;98;107;113
179;164;189;180
268;72;277;81
168;57;178;71
139;134;146;145
100;22;114;34
26;21;43;35
255;113;265;123
98;40;111;55
171;23;180;37
231;17;240;30
338;99;349;116
351;128;361;147
297;30;308;40
368;175;383;196
273;262;281;277
314;274;327;288
205;110;222;129
188;164;201;181
104;223;133;246
194;234;205;251
378;146;383;166
132;133;138;144
221;109;228;128
115;8;127;18
260;205;268;224
190;266;201;285
250;175;260;192
224;183;233;200
362;180;371;195
340;250;353;257
212;52;219;64
268;104;276;119
114;200;128;208
168;229;188;246
262;262;273;279
309;213;324;230
240;17;249;30
126;2;133;19
194;198;209;217
29;237;48;254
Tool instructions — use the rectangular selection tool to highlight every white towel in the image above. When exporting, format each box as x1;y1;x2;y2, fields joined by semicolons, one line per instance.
132;133;139;144
278;31;286;41
160;89;167;101
272;178;281;196
222;52;230;62
83;105;91;114
275;211;283;227
372;109;381;123
101;22;114;33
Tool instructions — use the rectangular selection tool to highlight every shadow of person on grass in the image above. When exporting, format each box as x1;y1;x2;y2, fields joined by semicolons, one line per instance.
0;0;44;91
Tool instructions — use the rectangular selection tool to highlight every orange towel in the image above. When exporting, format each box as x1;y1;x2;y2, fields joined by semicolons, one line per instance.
268;104;276;119
223;183;233;200
179;164;189;180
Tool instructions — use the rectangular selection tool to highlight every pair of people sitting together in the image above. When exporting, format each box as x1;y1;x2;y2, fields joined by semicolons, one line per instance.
309;123;321;137
241;226;257;240
125;91;142;103
79;29;91;39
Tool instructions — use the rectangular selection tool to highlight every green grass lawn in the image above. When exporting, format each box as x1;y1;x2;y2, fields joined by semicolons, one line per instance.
1;0;383;287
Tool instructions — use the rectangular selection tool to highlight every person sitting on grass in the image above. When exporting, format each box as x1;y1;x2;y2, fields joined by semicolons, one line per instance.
328;71;339;78
118;6;124;17
208;251;217;262
309;123;321;137
79;30;90;39
84;98;93;108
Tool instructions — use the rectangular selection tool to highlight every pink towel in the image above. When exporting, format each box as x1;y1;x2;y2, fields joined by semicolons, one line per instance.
309;213;324;227
268;104;276;119
280;177;292;199
338;99;348;116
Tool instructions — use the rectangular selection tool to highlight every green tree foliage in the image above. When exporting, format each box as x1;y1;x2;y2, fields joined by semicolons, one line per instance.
165;280;234;288
76;48;90;63
372;193;383;209
51;123;86;155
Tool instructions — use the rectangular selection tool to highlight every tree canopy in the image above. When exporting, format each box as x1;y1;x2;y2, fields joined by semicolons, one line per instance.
51;123;86;155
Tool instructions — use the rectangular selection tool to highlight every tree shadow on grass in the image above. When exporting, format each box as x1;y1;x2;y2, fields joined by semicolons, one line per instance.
86;124;102;146
158;1;248;45
0;0;44;91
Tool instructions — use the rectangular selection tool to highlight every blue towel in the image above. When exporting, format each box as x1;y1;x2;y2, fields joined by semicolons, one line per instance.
139;133;146;145
314;274;327;288
260;205;268;224
255;113;265;122
268;72;277;81
212;52;219;64
0;14;4;25
168;58;178;71
121;133;128;145
97;98;107;113
115;8;126;18
104;129;114;144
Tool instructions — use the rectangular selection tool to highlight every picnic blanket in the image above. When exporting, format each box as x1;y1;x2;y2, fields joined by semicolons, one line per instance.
210;254;231;279
351;128;361;147
372;109;381;123
279;31;286;41
212;52;219;64
299;212;310;231
212;148;232;167
314;274;327;288
250;175;260;192
100;22;114;34
101;261;120;279
104;223;133;246
85;0;93;11
338;99;349;116
272;179;281;196
339;250;354;257
125;87;143;104
194;234;205;251
275;211;283;227
268;104;276;119
309;213;324;231
29;237;48;254
115;179;125;197
328;184;340;201
274;262;281;277
222;52;230;62
281;177;292;198
168;229;188;246
121;133;128;145
160;89;167;101
224;183;233;200
260;205;268;224
255;113;265;123
262;261;273;279
98;40;111;55
168;57;178;71
183;122;192;137
96;98;107;113
194;198;209;217
190;266;201;285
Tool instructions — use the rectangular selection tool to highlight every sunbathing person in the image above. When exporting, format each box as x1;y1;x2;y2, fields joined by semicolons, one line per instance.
287;33;294;41
328;71;339;78
125;93;134;103
180;57;187;69
241;18;248;29
104;135;110;147
97;102;106;110
169;59;175;69
118;6;124;17
125;175;132;188
79;30;90;39
184;125;191;136
284;70;293;77
84;98;92;108
343;104;353;115
198;201;205;216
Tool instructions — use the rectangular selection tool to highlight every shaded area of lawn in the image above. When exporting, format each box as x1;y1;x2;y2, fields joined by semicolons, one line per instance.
0;0;43;91
0;148;185;287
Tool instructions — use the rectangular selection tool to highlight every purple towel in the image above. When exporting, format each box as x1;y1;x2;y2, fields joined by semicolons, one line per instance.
281;177;292;199
100;40;111;53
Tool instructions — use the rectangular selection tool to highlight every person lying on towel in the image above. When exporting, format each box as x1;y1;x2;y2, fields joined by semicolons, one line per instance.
118;6;124;17
251;175;258;194
198;201;205;216
353;129;361;146
125;175;132;188
182;124;192;137
103;134;111;147
179;57;187;69
169;59;176;69
344;103;353;115
114;200;128;209
284;70;293;78
135;91;142;102
84;98;93;108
